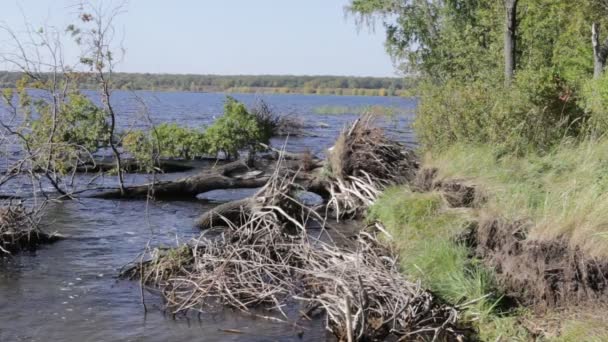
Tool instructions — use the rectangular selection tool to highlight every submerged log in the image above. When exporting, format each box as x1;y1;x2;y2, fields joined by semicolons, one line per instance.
92;148;331;201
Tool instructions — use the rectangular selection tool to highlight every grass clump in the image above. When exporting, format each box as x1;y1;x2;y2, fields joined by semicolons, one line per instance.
426;140;608;258
368;187;530;340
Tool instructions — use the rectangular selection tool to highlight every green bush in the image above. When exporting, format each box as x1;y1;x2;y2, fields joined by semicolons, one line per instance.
122;130;155;170
151;123;207;159
581;73;608;135
123;97;272;166
205;96;270;159
414;68;586;153
26;93;110;172
123;123;207;169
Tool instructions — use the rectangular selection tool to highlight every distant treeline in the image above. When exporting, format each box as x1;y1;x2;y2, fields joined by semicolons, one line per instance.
0;71;413;96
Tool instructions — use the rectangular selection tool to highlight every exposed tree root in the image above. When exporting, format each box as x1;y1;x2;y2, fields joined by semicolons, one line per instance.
123;170;466;341
0;203;62;254
468;217;608;309
418;168;608;311
326;114;418;220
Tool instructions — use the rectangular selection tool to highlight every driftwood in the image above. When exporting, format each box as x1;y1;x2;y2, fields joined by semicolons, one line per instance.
123;169;465;341
92;148;331;202
196;114;418;227
194;197;253;229
0;204;62;254
92;160;271;199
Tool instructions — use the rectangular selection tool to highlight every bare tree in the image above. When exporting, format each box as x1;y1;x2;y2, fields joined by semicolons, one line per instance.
72;1;127;194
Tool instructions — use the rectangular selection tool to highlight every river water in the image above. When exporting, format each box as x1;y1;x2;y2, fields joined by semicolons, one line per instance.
0;91;415;341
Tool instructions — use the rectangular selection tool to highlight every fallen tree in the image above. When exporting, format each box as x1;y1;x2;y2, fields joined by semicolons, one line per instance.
92;160;271;200
123;170;466;341
119;116;470;340
195;115;418;228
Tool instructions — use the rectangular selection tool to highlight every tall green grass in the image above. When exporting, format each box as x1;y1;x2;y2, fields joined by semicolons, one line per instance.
426;139;608;257
368;188;530;340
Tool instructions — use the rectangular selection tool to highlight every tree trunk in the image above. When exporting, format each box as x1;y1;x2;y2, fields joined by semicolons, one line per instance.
92;160;269;199
504;0;518;86
593;22;606;79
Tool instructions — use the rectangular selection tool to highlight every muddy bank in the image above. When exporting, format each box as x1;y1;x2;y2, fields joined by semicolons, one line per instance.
469;218;608;308
416;167;608;310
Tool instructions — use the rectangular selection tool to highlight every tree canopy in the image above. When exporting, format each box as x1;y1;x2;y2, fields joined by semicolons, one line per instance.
348;0;608;151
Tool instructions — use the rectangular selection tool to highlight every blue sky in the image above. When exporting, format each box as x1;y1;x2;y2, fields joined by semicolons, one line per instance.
0;0;397;77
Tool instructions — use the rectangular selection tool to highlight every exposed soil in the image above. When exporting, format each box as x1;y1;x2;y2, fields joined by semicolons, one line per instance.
413;167;482;208
418;167;608;310
470;218;608;309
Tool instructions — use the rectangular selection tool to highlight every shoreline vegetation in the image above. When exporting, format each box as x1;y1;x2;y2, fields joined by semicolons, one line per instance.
348;0;608;340
0;71;412;97
3;0;608;341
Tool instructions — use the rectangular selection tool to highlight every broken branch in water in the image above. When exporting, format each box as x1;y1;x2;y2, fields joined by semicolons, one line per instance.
121;116;469;341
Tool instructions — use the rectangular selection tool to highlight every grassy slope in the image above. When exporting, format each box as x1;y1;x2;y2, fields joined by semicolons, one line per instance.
426;140;608;258
369;188;530;341
370;139;608;340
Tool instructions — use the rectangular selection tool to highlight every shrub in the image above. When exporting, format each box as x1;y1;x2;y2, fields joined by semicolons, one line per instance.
205;97;269;159
123;97;283;166
151;123;207;159
581;73;608;135
122;130;156;170
414;68;586;153
26;93;110;172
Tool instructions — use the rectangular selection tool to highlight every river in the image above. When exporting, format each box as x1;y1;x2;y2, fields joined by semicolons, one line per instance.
0;91;415;341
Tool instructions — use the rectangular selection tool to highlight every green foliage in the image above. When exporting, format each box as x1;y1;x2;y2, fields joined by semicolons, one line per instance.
152;123;207;159
123;97;272;165
414;68;586;153
26;92;110;172
205;97;269;158
123;123;207;170
349;0;608;151
122;130;154;170
348;0;503;80
581;73;608;134
0;71;411;96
